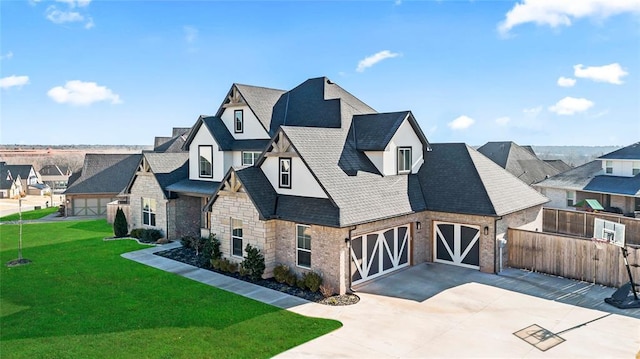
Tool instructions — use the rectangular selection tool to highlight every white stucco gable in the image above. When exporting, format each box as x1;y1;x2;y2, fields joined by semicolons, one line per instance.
365;116;424;176
188;123;226;182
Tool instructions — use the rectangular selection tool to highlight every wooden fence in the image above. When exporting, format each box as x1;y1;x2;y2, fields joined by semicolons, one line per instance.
507;228;639;287
542;208;640;245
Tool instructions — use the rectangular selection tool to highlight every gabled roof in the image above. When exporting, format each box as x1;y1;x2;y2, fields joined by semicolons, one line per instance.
154;128;191;153
233;84;286;131
534;160;603;191
0;163;18;190
598;142;640;160
183;115;270;152
420;143;548;216
544;159;572;173
352;111;430;151
2;164;35;180
583;174;640;196
39;164;70;176
477;141;561;185
126;152;188;198
64;154;142;195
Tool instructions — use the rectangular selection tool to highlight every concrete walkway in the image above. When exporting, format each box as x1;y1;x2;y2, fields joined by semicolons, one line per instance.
123;244;640;358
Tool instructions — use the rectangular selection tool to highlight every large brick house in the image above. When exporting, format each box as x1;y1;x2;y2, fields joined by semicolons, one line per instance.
201;77;548;294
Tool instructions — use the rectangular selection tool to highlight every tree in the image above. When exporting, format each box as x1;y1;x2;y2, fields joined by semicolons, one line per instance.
242;244;265;282
113;207;128;238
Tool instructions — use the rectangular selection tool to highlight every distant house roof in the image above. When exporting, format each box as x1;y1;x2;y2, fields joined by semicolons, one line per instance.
2;164;35;181
126;152;189;198
165;178;220;197
583;174;640;196
477;141;562;185
64;154;142;195
39;165;65;176
598;142;640;160
544;159;572;173
0;162;17;190
154;127;191;153
534;160;602;191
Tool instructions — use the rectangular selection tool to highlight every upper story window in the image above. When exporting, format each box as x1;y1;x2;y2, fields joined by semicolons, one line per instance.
199;145;213;178
397;147;412;174
242;151;261;166
605;160;613;174
566;191;575;207
296;224;311;268
633;161;640;176
231;218;243;257
279;158;291;188
234;110;243;133
142;197;156;226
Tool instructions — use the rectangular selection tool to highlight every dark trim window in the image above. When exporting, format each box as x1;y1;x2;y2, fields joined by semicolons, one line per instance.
231;218;243;257
605;160;613;174
142;197;156;226
199;145;213;178
296;224;311;268
279;157;291;188
633;162;640;176
234;109;243;133
635;197;640;212
566;191;575;207
397;147;412;174
242;151;261;166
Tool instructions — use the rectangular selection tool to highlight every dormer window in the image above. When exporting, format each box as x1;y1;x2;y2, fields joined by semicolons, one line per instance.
234;110;243;133
605;161;613;174
397;147;412;174
279;158;291;188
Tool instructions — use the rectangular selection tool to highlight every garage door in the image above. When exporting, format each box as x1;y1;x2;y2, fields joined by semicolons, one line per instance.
351;225;410;285
73;198;112;216
434;222;480;269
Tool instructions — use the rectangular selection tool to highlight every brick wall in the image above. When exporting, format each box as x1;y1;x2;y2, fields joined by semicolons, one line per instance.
129;172;167;237
168;195;202;240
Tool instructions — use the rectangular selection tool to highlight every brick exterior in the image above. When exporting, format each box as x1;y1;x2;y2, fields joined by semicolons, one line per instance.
129;172;168;237
168;195;202;240
498;204;544;270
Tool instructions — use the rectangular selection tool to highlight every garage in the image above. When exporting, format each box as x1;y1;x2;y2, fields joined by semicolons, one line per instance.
351;225;410;285
434;222;480;269
72;197;114;216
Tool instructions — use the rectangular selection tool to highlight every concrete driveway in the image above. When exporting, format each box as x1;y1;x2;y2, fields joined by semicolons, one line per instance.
277;263;640;358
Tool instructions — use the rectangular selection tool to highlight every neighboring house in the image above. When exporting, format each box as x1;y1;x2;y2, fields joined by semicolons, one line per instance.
477;141;565;185
153;127;192;153
64;154;142;216
124;152;191;239
39;164;72;192
0;162;24;198
165;83;286;237
534;142;640;215
0;163;45;196
203;77;548;294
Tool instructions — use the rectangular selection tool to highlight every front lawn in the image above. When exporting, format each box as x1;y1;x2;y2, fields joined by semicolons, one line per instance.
0;220;341;358
0;206;59;222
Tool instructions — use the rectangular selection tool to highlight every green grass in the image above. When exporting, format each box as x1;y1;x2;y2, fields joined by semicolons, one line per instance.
0;206;59;222
0;220;341;358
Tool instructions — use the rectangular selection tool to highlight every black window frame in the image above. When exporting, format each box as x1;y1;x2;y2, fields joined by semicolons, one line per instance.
198;145;213;178
296;224;311;269
231;218;243;258
142;197;156;226
234;109;243;134
397;146;412;174
279;157;292;189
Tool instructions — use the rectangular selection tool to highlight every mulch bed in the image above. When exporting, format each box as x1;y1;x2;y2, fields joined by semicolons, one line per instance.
155;246;359;306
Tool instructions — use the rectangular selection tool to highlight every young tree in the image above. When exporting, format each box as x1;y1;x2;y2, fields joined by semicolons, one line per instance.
113;207;128;238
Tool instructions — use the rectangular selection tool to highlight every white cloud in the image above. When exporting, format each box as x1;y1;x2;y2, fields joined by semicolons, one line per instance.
45;1;94;29
448;115;475;130
498;0;640;35
184;26;198;43
56;0;91;8
0;75;30;89
573;63;628;84
46;5;84;24
548;96;594;115
557;76;576;87
47;80;122;105
495;116;511;126
0;51;13;60
85;16;95;29
523;106;543;117
356;50;400;73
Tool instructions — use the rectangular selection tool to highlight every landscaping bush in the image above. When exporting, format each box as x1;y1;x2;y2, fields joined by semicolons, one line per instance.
130;228;144;239
211;258;223;270
285;272;297;287
141;228;163;243
238;263;250;277
273;264;290;283
242;244;265;281
296;278;306;290
180;235;196;249
303;271;323;293
218;258;230;272
227;261;238;273
113;207;128;238
197;234;220;268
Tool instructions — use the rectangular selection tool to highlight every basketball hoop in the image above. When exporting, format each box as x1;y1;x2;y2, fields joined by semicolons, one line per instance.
591;237;609;250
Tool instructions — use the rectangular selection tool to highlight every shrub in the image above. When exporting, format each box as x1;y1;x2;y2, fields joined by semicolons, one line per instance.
273;264;290;283
113;207;128;238
303;271;323;293
211;258;222;270
238;264;250;277
218;258;230;272
130;228;144;239
319;284;334;298
242;244;265;282
227;261;238;273
141;229;163;243
285;272;297;287
296;278;306;290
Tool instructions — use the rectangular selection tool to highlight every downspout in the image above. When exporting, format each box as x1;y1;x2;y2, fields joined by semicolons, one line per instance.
346;225;356;293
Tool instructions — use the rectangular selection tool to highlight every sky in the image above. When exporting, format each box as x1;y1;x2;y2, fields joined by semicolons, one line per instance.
1;0;639;146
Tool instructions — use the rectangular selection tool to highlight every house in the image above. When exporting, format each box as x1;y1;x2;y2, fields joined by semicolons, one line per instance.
477;141;566;185
534;142;640;215
123;152;191;239
0;162;23;198
203;77;548;294
0;162;44;197
39;164;72;193
64;154;142;216
153;127;192;153
165;83;286;237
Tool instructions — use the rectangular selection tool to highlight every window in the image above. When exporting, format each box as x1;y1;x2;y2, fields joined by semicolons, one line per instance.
242;151;261;166
566;191;575;207
296;224;311;268
635;197;640;212
397;147;412;174
279;158;291;188
234;109;243;133
231;218;243;257
605;160;613;174
199;145;213;178
633;162;640;176
142;198;156;226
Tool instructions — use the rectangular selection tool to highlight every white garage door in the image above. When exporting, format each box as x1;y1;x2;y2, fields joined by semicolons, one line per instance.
73;198;112;216
434;222;480;269
351;225;410;285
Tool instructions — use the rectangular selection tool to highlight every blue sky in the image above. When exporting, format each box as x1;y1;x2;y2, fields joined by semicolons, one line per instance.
1;0;639;146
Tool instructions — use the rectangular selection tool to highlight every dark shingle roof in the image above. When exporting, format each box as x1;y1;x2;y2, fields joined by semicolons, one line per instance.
234;166;277;220
64;154;142;195
128;153;189;198
544;159;572;173
39;164;71;176
0;163;15;190
2;164;34;181
598;142;640;160
234;84;286;131
352;112;406;151
583;175;640;196
477;141;561;185
165;178;220;197
201;116;270;151
534;160;603;191
420;143;548;216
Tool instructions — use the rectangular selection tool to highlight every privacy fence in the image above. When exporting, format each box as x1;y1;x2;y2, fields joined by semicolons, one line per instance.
542;208;640;246
507;228;639;288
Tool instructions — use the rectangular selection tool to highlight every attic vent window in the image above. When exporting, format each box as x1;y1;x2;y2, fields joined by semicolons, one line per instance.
234;110;243;133
397;147;412;174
